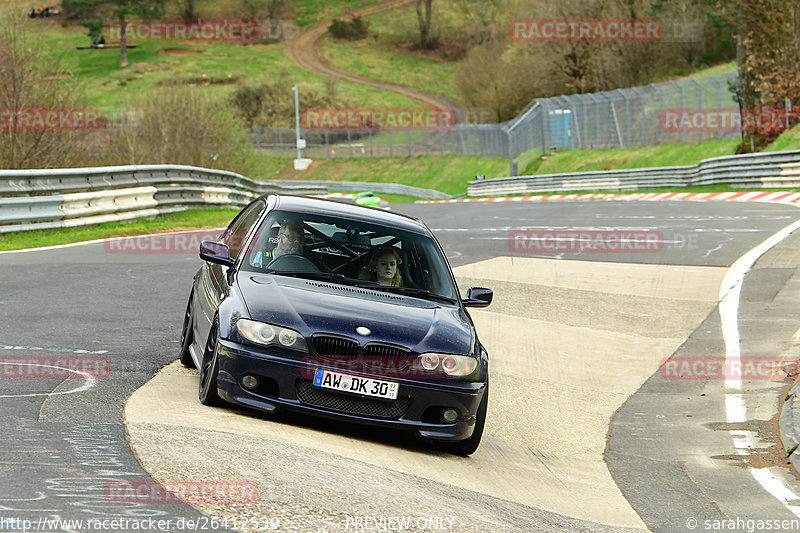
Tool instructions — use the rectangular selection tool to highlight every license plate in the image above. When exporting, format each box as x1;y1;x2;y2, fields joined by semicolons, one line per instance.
313;369;399;400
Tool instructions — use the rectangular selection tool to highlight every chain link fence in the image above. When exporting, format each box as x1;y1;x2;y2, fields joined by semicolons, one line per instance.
252;72;742;174
250;125;510;159
523;72;740;151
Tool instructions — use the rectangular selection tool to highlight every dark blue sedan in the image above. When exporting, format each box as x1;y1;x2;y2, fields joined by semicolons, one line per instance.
179;195;492;455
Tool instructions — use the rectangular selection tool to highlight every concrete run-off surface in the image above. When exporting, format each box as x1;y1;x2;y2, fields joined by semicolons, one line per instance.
124;257;727;531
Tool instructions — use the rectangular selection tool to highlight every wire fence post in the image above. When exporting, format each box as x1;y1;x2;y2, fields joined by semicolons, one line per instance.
631;87;646;146
689;78;703;143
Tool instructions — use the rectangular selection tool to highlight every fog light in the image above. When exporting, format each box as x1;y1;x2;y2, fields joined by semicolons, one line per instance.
241;375;259;390
442;408;459;423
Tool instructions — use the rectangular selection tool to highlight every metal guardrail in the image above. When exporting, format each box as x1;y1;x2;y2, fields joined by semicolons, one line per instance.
0;165;327;233
467;150;800;196
267;180;453;200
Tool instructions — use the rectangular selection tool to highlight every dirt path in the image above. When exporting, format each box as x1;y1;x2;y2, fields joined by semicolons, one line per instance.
286;0;467;120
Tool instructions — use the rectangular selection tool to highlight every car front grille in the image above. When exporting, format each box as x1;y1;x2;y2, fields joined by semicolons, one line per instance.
363;344;409;357
312;335;359;357
295;380;411;419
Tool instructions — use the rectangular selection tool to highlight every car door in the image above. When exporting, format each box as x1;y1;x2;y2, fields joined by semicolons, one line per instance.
194;199;266;347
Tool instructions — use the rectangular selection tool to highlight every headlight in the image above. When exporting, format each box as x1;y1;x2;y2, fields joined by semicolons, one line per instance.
237;319;308;352
416;353;477;377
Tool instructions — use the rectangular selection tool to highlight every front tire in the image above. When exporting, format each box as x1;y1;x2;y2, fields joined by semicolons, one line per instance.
442;384;488;456
198;325;222;406
178;294;195;368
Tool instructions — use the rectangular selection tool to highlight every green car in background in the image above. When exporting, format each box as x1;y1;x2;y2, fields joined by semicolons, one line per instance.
353;192;382;206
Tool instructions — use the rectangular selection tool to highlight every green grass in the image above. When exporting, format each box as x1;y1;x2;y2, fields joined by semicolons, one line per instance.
765;125;800;152
21;19;419;114
664;60;737;82
329;191;421;204
247;155;509;195
293;0;380;27
0;208;239;251
522;140;741;175
320;3;467;103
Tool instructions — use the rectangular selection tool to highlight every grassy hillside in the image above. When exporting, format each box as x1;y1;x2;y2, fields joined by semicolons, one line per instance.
16;12;418;114
321;3;465;102
247;154;509;195
524;140;742;175
765;125;800;152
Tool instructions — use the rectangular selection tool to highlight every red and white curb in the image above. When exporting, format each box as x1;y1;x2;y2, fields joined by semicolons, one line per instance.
417;191;800;204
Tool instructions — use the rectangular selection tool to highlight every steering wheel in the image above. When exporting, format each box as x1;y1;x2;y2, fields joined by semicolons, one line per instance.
266;254;320;272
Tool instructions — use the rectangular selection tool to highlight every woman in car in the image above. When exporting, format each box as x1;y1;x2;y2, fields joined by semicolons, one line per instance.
359;246;404;286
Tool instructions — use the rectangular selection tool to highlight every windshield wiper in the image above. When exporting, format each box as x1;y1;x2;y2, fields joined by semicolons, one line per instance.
354;283;457;304
268;271;346;282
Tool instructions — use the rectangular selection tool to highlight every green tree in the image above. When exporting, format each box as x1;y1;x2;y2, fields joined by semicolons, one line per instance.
734;0;799;151
62;0;165;67
0;18;93;168
107;85;252;173
416;0;436;49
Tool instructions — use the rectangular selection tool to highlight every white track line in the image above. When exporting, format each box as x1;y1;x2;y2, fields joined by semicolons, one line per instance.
0;362;96;398
720;206;800;515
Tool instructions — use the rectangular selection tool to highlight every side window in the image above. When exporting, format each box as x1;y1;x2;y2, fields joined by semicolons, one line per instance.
223;201;265;260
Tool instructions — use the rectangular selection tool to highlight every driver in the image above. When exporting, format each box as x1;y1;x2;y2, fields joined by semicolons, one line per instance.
272;221;304;259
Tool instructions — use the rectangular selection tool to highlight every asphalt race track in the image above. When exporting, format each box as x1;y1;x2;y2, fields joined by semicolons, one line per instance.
3;199;800;532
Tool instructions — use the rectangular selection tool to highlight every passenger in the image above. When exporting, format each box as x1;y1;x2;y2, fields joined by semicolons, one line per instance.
271;221;304;259
359;246;403;286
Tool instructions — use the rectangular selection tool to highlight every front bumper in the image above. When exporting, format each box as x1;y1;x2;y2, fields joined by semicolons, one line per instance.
214;338;487;441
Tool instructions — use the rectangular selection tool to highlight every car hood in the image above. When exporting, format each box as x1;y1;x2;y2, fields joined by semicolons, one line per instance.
237;274;473;355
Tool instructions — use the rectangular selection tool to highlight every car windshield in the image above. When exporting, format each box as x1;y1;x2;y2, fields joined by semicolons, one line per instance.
240;210;458;302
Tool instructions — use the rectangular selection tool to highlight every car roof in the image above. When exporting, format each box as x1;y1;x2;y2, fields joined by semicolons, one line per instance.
265;194;428;234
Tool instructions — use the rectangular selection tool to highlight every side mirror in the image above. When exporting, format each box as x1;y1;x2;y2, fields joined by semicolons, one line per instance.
463;286;492;307
200;241;234;267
